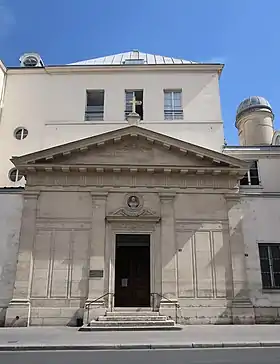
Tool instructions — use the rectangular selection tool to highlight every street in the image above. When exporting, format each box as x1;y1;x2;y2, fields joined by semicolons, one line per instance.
1;348;280;364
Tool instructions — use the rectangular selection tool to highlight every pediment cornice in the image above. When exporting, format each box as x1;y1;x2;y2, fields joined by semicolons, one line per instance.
11;126;249;175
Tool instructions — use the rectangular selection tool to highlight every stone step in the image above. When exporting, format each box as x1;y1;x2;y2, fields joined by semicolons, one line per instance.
79;325;182;332
98;315;167;321
106;311;159;317
88;320;175;327
112;307;154;312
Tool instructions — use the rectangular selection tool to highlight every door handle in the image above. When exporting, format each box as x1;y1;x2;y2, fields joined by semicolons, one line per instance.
121;278;128;287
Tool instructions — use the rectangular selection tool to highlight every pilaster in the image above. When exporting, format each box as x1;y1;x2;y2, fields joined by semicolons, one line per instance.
159;193;178;308
13;191;40;299
87;192;108;304
226;195;254;323
6;191;39;326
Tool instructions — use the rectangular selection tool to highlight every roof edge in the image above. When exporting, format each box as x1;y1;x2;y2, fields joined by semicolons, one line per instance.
6;63;224;75
11;125;247;170
0;60;7;73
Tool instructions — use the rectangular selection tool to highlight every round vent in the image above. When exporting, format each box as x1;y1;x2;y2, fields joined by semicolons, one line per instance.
8;168;24;182
23;56;38;67
14;127;28;140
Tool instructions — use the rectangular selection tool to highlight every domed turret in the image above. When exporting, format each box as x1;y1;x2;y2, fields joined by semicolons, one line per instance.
235;96;274;146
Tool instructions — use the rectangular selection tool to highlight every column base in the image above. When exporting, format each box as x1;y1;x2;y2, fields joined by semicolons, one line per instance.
230;298;255;324
5;299;30;327
159;298;179;321
84;299;106;325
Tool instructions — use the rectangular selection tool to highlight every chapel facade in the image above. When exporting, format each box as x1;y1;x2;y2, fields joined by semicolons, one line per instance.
0;51;280;326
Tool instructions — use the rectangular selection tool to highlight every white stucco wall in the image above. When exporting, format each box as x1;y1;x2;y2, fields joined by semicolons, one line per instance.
0;191;23;325
241;197;280;306
0;67;224;186
224;149;280;193
224;147;280;310
258;158;280;192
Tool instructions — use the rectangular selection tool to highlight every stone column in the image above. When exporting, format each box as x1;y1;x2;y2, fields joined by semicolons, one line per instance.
6;191;40;326
159;193;178;318
226;196;254;324
86;192;108;312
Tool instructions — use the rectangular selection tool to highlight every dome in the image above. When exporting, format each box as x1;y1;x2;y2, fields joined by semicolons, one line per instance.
236;96;272;118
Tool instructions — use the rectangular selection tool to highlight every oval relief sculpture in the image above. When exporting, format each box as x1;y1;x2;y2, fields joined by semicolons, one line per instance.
127;195;140;209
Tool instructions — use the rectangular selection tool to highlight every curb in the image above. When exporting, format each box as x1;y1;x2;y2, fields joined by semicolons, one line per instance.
1;342;280;351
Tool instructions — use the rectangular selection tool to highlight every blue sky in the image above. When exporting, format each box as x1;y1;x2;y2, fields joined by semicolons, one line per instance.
0;0;279;145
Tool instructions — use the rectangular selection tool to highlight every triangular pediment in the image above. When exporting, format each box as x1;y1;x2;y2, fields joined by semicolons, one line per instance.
11;126;248;173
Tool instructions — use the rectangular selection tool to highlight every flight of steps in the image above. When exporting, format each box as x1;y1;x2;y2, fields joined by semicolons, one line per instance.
79;309;181;331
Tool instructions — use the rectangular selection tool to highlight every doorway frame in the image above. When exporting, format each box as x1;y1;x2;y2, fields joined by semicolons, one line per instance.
114;233;151;308
106;219;160;311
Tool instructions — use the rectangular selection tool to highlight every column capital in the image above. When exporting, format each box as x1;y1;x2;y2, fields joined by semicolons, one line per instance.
224;193;241;202
23;191;40;199
90;192;108;200
159;192;176;201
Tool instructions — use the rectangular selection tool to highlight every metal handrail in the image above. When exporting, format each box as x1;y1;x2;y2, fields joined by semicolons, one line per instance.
85;292;114;325
151;292;180;324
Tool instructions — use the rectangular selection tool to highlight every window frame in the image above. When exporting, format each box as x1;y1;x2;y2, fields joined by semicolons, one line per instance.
259;243;280;290
14;127;28;140
239;160;260;186
124;89;144;120
85;89;105;121
9;168;24;182
164;89;183;120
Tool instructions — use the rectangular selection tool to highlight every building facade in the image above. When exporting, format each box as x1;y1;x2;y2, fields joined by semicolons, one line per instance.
0;51;280;326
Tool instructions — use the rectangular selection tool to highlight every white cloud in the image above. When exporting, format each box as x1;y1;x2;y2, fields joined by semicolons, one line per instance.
0;1;15;41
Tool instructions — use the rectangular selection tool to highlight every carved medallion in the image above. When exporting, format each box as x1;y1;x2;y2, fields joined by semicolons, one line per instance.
127;195;140;209
107;193;159;221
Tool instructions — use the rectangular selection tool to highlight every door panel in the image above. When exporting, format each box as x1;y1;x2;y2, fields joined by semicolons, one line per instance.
114;234;150;307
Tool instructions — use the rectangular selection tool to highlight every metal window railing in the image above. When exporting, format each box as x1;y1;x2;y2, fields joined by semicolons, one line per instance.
85;106;104;121
164;109;183;120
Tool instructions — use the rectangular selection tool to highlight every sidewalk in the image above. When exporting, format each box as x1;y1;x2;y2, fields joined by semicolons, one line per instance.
1;325;280;351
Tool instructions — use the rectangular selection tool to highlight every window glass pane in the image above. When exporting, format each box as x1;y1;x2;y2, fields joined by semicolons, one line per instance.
271;246;280;283
250;166;259;185
271;245;280;259
259;245;269;258
173;92;181;100
259;244;280;289
165;100;172;109
259;245;271;288
261;272;272;288
85;90;104;121
273;273;280;287
174;99;181;109
260;257;270;273
164;91;183;120
125;91;133;111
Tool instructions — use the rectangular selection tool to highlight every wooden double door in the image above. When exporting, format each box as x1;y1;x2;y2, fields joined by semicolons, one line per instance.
114;234;150;307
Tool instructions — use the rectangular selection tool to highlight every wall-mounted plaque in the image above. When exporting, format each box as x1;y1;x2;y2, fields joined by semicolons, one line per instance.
89;270;104;278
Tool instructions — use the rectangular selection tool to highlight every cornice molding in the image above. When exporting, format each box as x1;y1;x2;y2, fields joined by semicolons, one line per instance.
20;164;247;176
7;63;223;75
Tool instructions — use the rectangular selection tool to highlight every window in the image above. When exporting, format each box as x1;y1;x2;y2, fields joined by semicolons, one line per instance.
164;90;183;120
85;90;104;121
125;90;143;120
240;161;260;186
8;168;24;182
259;244;280;289
23;56;38;67
123;59;145;65
14;127;28;140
